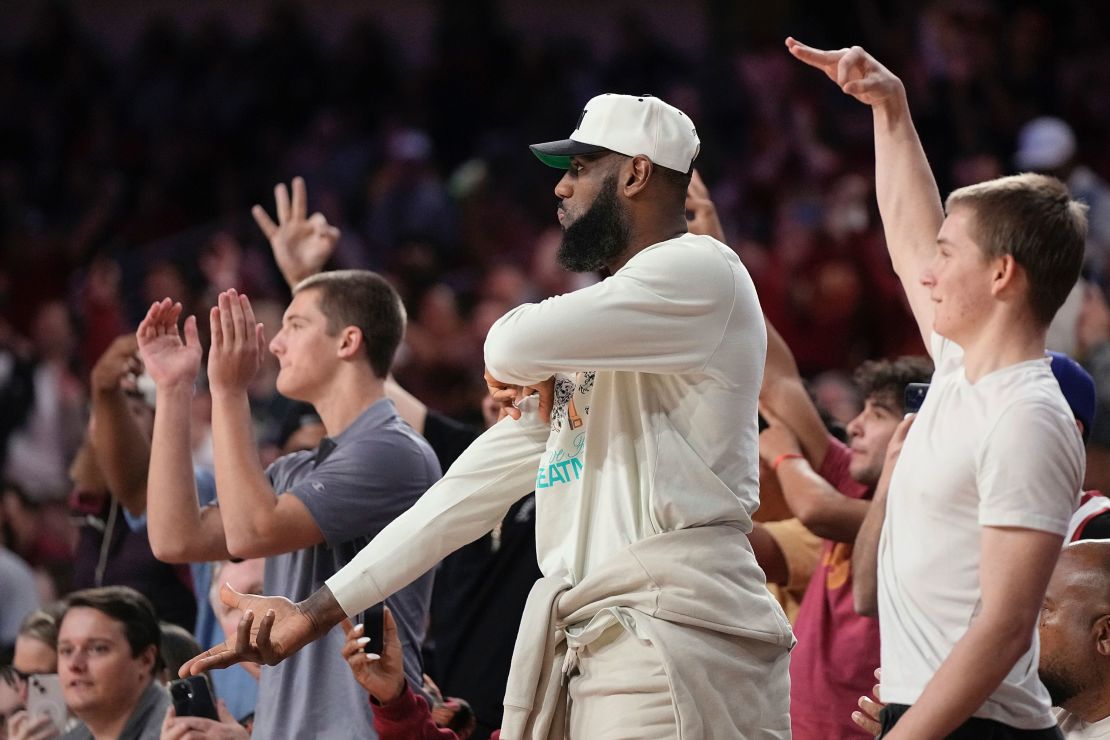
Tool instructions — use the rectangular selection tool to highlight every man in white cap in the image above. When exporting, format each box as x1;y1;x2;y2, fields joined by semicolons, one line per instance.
181;93;794;739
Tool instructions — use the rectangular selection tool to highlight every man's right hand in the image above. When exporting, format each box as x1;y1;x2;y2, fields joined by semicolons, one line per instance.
137;299;202;390
252;176;340;289
179;584;333;676
785;38;905;110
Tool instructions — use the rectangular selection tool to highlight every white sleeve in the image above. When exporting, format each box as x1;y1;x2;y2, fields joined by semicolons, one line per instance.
977;400;1084;534
484;239;737;386
325;402;550;616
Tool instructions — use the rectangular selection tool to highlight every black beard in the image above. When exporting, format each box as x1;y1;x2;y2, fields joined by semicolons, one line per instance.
1039;665;1084;707
556;174;631;273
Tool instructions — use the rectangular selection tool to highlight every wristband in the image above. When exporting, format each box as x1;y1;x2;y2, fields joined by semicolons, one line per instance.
772;453;804;472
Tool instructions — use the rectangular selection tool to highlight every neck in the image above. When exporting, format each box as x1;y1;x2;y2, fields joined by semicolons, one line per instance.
310;369;386;436
607;212;689;273
1061;683;1110;724
81;684;147;740
954;310;1047;383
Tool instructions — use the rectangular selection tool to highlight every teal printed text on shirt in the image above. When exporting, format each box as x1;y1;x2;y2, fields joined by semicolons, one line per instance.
537;432;585;489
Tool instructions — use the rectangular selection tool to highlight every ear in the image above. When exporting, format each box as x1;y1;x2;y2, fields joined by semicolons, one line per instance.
336;326;364;360
1095;614;1110;658
622;156;652;198
138;643;157;674
989;253;1021;297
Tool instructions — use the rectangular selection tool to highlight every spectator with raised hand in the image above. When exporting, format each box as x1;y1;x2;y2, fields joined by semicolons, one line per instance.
789;37;1086;738
138;179;441;738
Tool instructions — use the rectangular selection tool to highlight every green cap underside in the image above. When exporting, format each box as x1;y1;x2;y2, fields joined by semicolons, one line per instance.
530;148;572;169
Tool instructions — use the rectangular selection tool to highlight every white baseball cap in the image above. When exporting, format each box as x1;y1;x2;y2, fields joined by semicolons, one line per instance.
530;93;700;174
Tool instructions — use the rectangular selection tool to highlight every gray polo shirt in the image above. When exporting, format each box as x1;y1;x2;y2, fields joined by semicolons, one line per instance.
252;398;440;740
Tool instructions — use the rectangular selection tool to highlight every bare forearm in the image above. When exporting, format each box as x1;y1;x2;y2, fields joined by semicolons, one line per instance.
872;92;944;277
90;389;150;516
776;460;868;542
887;619;1033;739
148;383;220;561
210;390;281;554
852;486;886;616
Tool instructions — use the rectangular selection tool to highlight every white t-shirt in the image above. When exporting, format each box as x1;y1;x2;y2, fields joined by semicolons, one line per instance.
1056;708;1110;739
878;334;1084;729
326;233;768;612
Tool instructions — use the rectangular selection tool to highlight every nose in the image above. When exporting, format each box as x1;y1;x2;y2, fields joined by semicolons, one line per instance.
920;263;937;288
269;329;284;357
554;172;573;200
847;412;864;439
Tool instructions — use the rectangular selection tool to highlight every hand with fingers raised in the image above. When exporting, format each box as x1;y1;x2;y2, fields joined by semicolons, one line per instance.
179;584;321;677
137;299;203;390
207;290;267;396
252;176;340;289
785;37;905;109
340;608;406;704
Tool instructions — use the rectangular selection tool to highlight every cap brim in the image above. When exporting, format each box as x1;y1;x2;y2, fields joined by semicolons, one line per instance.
529;139;608;169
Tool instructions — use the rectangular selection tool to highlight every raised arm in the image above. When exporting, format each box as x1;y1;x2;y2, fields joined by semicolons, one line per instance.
786;38;943;350
180;401;550;677
760;319;830;466
138;300;231;563
252;177;339;290
206;289;325;559
88;334;150;517
484;240;742;386
758;416;867;542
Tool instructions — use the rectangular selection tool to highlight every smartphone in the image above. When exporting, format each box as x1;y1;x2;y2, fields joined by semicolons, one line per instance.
26;674;67;733
361;604;385;656
904;383;930;414
169;675;220;721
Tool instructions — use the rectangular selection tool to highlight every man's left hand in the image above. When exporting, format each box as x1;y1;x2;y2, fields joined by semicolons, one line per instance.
484;369;554;423
207;290;266;396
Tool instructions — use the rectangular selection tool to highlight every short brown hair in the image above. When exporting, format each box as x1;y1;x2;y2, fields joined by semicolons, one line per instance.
63;586;163;675
945;173;1087;326
293;270;406;378
854;356;934;413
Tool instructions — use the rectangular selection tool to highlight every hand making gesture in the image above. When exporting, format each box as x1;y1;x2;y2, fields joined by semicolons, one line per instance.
179;584;324;677
137;299;202;390
785;37;904;108
252;176;340;289
207;289;266;396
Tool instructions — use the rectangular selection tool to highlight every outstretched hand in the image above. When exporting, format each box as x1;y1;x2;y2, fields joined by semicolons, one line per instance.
91;333;142;395
252;176;340;289
179;584;321;677
137;299;202;389
208;289;266;395
785;37;904;108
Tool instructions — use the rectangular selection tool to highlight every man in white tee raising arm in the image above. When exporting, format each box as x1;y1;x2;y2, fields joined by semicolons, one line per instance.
788;39;1087;739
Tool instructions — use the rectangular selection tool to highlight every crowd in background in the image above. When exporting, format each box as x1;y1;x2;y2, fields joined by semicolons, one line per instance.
3;0;1110;738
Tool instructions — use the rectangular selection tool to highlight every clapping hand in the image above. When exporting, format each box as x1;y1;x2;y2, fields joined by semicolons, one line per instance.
137;300;202;390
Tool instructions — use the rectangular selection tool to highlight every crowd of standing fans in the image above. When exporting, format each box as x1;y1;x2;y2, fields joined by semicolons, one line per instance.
4;1;1110;738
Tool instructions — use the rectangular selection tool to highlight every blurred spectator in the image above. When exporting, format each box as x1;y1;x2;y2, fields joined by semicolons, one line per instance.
57;586;169;740
4;301;85;502
13;607;61;676
1015;117;1110;277
156;624;201;686
0;548;39;654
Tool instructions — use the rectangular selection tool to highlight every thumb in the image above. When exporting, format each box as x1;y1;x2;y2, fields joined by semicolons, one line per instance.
220;582;245;610
256;323;267;358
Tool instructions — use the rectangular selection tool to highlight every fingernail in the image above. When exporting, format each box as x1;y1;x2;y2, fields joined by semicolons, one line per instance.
244;610;253;620
365;653;380;661
353;624;364;634
356;637;370;646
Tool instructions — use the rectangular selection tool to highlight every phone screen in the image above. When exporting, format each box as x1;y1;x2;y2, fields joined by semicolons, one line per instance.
361;604;385;656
